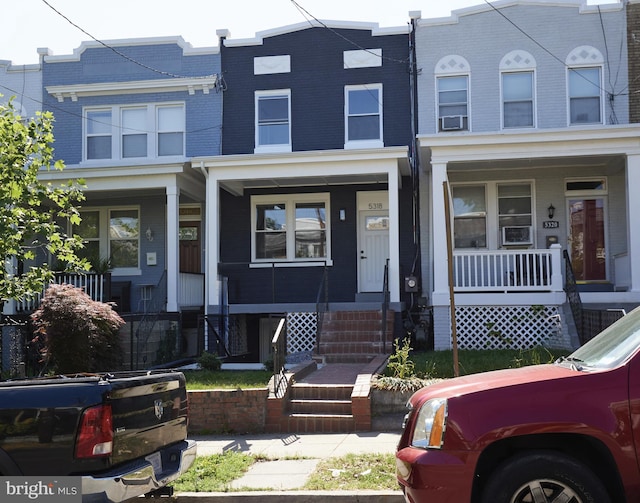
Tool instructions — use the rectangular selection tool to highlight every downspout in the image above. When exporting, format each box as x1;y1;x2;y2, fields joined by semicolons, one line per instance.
408;11;422;306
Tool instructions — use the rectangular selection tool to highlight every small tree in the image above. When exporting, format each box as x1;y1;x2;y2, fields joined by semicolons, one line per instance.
0;99;88;304
31;284;125;374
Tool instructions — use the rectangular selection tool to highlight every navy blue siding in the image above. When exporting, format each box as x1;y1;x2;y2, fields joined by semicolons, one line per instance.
219;181;414;304
221;27;411;154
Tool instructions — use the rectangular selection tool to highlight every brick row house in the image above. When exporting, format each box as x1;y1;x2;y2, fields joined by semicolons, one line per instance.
1;0;640;370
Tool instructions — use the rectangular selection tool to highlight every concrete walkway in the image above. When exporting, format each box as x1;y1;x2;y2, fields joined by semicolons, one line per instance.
179;431;405;502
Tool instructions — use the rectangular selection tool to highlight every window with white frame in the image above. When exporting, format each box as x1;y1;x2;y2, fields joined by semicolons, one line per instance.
568;67;602;125
74;208;140;272
452;185;486;248
498;183;532;244
84;103;184;161
437;76;469;131
345;84;383;147
502;72;534;128
452;182;533;249
255;90;291;153
252;194;329;262
86;110;113;160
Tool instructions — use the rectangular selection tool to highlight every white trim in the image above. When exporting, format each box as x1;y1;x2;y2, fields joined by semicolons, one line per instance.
83;102;185;163
344;49;382;69
254;89;292;153
436;74;470;132
47;77;217;102
223;20;409;47
500;69;537;130
43;36;218;63
566;64;604;126
344;83;383;148
418;0;623;28
254;55;291;75
250;192;331;264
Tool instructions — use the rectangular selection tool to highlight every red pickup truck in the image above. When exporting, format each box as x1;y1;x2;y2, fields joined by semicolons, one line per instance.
396;306;640;503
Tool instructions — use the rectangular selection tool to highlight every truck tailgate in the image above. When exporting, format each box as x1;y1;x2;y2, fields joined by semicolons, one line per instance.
107;371;189;466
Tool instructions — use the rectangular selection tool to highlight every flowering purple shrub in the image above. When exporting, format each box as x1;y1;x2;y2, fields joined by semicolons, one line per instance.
31;284;125;374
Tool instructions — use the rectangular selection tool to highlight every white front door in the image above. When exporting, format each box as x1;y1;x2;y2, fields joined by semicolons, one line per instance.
358;191;390;292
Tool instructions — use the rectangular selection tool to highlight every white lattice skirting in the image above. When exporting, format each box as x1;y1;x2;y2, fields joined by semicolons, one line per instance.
454;305;565;350
286;312;318;354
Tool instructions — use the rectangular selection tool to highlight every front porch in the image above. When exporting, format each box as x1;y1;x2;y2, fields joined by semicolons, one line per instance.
423;125;640;351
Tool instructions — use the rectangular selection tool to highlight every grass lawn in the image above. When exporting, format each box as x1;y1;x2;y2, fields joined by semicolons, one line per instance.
183;369;271;390
172;452;397;493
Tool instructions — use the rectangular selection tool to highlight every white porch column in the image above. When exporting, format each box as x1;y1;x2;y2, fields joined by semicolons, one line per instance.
627;154;640;292
388;168;401;303
166;186;179;312
207;174;221;308
431;161;449;304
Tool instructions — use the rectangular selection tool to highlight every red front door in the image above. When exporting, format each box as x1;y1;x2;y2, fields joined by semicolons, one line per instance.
568;198;606;281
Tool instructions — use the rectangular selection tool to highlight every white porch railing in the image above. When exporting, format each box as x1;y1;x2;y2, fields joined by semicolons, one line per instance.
453;245;563;293
179;272;204;308
12;272;109;313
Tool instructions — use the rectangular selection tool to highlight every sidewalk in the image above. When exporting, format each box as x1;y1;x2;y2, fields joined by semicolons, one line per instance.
178;431;405;502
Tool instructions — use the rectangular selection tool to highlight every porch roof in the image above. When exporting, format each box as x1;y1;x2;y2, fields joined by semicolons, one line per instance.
192;146;410;196
418;124;640;169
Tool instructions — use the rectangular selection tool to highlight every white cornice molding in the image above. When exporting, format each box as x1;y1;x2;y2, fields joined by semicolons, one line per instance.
419;0;623;27
44;36;218;63
223;19;409;47
46;76;218;102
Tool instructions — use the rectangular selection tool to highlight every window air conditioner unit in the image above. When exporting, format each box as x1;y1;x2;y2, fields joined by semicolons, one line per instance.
502;226;533;246
441;115;464;130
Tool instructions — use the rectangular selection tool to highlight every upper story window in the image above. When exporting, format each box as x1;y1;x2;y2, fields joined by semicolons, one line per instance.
85;103;184;162
434;55;471;132
345;84;383;149
255;89;291;154
566;46;604;125
252;193;330;263
500;51;536;129
437;76;469;131
568;67;602;124
502;72;534;128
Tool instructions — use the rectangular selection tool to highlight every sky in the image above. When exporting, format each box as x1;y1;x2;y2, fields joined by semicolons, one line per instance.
1;0;619;65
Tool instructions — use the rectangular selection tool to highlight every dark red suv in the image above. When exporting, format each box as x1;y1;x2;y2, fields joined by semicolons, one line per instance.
396;306;640;503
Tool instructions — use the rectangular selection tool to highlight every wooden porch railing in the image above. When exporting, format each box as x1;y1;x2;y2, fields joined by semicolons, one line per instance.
452;245;563;293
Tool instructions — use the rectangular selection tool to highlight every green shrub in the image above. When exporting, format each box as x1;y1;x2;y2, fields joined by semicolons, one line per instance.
31;283;125;374
197;352;222;371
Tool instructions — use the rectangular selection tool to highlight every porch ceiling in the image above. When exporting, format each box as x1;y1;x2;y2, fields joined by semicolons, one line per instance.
444;153;626;174
220;172;391;193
